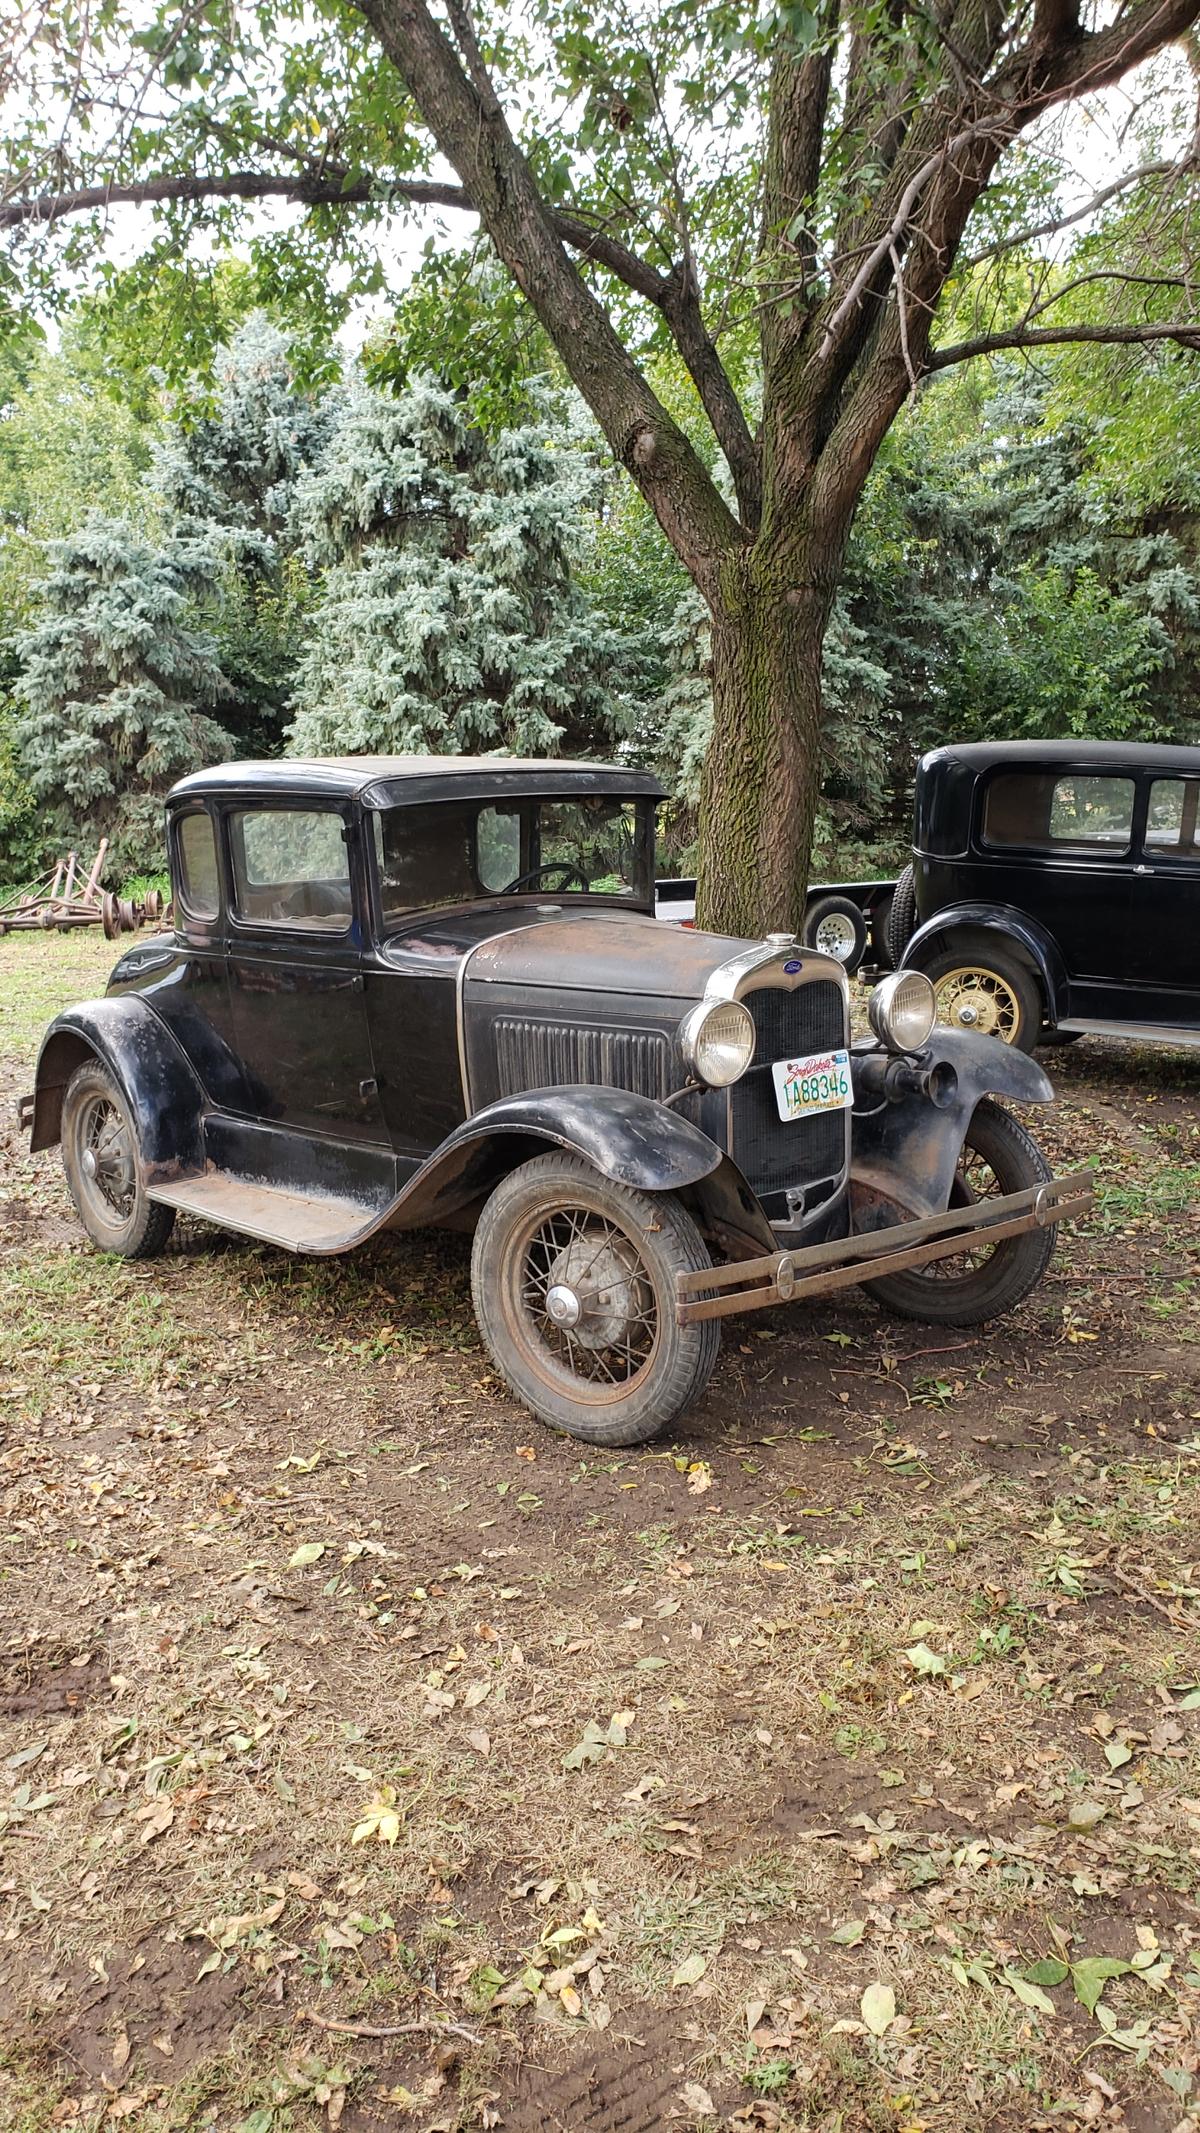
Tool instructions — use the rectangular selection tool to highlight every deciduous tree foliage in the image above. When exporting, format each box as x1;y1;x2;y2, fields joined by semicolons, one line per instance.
5;0;1199;930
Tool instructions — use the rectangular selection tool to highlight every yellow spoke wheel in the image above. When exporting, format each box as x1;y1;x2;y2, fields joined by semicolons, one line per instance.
932;964;1023;1043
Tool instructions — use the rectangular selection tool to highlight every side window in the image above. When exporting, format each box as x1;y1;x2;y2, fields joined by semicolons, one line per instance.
229;809;351;931
1146;777;1200;854
176;810;220;920
1047;776;1135;849
476;807;522;892
983;772;1135;851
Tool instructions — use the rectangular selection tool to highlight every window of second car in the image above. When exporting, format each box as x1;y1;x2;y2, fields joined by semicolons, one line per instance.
229;809;351;930
175;809;220;920
1145;777;1200;854
1047;775;1135;849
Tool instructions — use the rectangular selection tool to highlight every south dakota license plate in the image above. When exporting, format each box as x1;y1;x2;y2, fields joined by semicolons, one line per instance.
771;1047;854;1123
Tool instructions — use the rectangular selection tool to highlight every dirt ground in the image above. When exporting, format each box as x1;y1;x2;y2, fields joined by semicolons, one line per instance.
0;930;1197;2133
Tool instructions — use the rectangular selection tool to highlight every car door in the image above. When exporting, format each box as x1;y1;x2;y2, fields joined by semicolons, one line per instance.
974;765;1137;986
223;802;387;1142
1124;773;1200;1008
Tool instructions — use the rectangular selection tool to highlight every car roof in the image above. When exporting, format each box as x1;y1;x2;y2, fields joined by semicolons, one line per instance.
168;756;666;807
922;739;1200;775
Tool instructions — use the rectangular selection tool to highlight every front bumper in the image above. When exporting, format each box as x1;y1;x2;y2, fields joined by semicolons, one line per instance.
675;1171;1092;1323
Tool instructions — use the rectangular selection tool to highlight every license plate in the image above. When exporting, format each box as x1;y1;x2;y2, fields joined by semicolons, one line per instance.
771;1047;854;1123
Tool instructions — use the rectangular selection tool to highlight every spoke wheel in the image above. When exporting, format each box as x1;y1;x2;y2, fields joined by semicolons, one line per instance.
863;1099;1056;1326
472;1154;719;1444
917;942;1042;1053
61;1060;176;1258
933;965;1021;1040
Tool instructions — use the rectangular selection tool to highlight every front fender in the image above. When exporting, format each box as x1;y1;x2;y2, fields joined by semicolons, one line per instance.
389;1084;741;1230
28;999;205;1179
850;1028;1054;1221
902;900;1068;1021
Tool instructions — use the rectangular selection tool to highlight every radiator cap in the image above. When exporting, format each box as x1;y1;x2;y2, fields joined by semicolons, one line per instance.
766;931;797;947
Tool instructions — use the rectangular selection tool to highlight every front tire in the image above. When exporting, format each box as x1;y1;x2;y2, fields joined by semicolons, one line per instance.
864;1099;1055;1326
61;1060;176;1259
917;941;1042;1052
471;1154;720;1445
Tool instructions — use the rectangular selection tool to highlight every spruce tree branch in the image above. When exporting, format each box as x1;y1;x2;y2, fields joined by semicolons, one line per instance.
926;317;1200;365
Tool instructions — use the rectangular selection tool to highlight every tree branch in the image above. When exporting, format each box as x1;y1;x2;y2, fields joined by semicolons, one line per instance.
927;317;1200;366
961;155;1188;267
348;0;744;584
1;159;760;522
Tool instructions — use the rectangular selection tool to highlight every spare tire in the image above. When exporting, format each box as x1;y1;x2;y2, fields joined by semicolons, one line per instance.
887;864;917;966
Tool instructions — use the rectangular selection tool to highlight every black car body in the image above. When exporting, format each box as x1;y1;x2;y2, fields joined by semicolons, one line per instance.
896;739;1200;1051
23;756;1089;1443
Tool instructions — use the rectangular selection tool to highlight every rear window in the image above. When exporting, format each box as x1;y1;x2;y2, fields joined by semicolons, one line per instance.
982;771;1135;853
370;796;650;925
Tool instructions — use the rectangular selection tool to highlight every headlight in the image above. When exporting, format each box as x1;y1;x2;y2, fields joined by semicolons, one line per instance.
869;970;936;1052
679;999;756;1086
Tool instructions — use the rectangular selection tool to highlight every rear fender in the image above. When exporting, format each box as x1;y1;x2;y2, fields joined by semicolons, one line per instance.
902;901;1068;1022
28;1000;205;1179
850;1028;1054;1222
389;1085;776;1251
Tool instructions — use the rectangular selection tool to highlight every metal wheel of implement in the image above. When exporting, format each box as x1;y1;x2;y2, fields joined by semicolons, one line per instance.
471;1153;719;1445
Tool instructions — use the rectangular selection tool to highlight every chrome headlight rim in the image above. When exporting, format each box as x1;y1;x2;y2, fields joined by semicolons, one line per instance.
678;998;757;1087
868;969;936;1052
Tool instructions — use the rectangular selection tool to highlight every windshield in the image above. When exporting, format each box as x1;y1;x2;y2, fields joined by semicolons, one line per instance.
370;794;652;925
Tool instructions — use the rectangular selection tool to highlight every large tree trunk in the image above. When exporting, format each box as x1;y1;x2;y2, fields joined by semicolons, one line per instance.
695;546;835;940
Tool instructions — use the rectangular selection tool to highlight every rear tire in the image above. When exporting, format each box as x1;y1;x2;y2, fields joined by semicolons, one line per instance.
803;895;869;974
887;865;917;967
471;1153;719;1445
865;1099;1055;1326
61;1060;176;1258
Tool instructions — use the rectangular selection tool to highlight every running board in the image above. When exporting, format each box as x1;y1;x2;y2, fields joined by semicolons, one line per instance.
147;1173;385;1254
675;1171;1093;1324
1057;1019;1200;1049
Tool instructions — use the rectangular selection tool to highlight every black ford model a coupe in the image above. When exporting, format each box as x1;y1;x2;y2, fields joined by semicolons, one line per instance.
23;758;1089;1444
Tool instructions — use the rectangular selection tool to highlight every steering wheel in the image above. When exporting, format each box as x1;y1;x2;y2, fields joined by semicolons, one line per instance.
503;861;589;894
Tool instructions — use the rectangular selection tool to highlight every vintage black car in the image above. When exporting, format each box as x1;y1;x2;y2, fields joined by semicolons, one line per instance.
893;739;1200;1052
22;757;1089;1444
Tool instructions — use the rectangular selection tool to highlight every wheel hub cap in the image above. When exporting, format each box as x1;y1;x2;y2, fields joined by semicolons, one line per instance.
545;1283;582;1328
545;1236;645;1352
82;1148;98;1177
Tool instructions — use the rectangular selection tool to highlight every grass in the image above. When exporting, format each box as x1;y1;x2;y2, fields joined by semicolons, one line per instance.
1;930;1199;2131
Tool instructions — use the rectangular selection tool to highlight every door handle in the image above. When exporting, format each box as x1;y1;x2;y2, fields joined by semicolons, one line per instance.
1134;864;1155;876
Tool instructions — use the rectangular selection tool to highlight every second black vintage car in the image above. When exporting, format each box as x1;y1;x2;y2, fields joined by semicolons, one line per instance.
893;739;1200;1051
22;757;1090;1444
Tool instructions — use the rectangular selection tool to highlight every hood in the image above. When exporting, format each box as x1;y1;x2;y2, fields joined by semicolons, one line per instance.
464;911;756;1003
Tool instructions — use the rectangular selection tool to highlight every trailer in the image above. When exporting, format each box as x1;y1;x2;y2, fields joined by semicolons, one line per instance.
654;875;898;975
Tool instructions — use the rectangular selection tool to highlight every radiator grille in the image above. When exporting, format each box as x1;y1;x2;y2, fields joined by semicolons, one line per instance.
493;1018;673;1100
733;979;848;1203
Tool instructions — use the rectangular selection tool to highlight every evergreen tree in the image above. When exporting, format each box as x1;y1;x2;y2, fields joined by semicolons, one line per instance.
152;314;327;753
13;514;233;870
288;377;633;757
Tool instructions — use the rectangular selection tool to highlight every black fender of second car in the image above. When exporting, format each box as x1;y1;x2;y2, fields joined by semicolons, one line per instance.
901;900;1069;1022
849;1025;1055;1223
24;1000;773;1257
